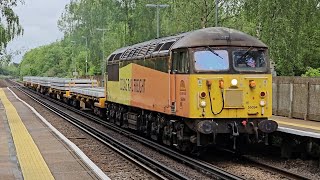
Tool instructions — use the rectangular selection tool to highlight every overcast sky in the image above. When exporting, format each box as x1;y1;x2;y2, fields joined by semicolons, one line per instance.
7;0;70;63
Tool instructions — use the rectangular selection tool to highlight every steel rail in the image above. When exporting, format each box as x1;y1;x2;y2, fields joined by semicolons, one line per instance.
10;80;243;180
14;86;187;180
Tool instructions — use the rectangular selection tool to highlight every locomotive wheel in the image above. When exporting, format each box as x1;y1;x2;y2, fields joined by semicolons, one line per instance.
93;107;105;118
105;104;111;122
150;114;164;142
108;105;117;123
63;97;69;104
115;109;123;127
71;99;79;108
172;122;192;152
162;124;172;146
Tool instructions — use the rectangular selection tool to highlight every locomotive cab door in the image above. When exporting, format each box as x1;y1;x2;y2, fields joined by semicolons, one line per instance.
171;49;190;116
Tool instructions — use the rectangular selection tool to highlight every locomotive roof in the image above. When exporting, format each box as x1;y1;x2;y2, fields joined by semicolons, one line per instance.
108;27;267;61
171;27;267;49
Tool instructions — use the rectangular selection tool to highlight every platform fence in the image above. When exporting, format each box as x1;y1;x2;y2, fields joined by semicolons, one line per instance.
273;76;320;121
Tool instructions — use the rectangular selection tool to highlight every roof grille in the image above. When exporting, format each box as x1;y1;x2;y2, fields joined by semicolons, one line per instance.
146;43;158;55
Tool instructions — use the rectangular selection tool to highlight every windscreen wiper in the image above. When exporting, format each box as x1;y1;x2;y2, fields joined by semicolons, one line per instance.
207;46;223;59
238;46;253;60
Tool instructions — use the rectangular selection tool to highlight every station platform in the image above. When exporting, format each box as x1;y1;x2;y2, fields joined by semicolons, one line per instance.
271;115;320;138
0;88;108;180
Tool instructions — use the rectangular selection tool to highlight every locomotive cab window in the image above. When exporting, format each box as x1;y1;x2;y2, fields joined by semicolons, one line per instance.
172;50;190;73
233;48;267;72
193;48;229;72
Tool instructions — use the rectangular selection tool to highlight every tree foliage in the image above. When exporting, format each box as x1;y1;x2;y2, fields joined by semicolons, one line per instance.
0;0;23;53
302;67;320;77
0;49;22;76
0;63;19;77
0;0;23;74
19;0;320;77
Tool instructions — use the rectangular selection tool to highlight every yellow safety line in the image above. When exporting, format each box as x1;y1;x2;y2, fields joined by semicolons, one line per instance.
274;120;320;131
0;89;54;180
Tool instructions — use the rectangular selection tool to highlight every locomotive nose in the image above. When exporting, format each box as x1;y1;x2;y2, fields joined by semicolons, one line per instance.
258;120;278;133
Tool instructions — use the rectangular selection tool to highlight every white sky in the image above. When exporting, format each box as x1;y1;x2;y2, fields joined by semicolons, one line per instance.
7;0;70;63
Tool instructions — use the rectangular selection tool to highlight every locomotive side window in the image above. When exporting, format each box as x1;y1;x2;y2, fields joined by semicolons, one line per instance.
155;57;168;72
172;50;189;73
194;49;229;71
107;63;119;81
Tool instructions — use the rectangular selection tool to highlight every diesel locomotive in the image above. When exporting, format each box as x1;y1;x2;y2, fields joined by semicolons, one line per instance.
105;27;277;151
24;27;278;152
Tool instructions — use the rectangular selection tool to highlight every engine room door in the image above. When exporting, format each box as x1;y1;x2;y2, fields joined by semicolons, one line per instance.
171;50;190;115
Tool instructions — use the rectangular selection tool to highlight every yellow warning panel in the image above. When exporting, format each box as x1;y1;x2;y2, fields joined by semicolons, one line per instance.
0;88;54;180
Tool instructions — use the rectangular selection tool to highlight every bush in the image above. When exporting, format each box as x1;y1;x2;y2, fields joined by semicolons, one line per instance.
302;67;320;77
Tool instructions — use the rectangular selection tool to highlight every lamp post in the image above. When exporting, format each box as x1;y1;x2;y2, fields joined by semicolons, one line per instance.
82;36;88;76
70;40;78;77
96;28;108;87
146;3;169;38
215;0;219;27
96;28;107;74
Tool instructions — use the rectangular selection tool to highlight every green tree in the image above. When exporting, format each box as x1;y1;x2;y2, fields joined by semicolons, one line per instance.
0;0;23;53
243;0;320;76
19;0;320;77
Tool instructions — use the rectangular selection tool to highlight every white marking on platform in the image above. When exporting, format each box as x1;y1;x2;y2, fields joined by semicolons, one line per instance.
277;126;320;139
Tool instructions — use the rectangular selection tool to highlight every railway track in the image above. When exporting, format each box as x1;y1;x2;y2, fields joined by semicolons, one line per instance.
8;79;311;179
8;81;243;180
239;155;311;180
11;87;188;179
12;85;187;180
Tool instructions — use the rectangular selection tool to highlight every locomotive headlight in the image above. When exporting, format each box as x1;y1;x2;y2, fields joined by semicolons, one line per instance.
231;79;238;86
200;101;206;108
260;100;266;107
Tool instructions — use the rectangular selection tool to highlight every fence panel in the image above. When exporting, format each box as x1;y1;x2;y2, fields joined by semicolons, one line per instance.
273;77;320;121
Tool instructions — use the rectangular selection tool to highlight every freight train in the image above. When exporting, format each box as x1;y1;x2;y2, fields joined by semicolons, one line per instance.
24;27;278;152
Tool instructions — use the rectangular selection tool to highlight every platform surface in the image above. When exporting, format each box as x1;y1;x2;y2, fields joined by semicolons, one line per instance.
271;115;320;138
0;88;99;180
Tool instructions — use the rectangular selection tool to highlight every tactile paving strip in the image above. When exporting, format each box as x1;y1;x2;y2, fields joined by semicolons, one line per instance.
0;88;54;180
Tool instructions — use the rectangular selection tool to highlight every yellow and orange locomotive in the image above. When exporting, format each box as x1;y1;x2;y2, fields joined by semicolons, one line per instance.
105;27;277;150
